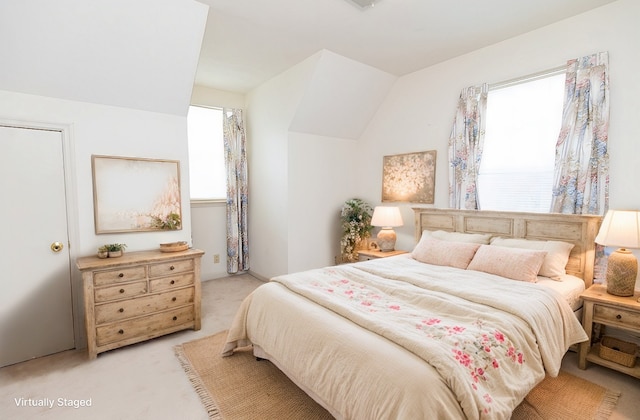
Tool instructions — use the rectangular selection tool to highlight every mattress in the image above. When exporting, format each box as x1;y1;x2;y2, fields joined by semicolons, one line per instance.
536;274;586;312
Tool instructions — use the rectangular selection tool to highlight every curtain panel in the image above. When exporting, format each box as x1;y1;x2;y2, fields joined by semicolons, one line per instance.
551;52;610;215
448;84;488;210
223;108;249;274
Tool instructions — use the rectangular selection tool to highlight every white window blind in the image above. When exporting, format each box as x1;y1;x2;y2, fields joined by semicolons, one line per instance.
187;106;226;201
478;72;565;213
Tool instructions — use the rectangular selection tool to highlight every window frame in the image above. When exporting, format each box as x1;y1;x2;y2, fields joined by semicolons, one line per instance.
477;67;567;213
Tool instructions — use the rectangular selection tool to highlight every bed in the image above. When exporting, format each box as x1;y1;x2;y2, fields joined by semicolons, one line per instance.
223;208;601;419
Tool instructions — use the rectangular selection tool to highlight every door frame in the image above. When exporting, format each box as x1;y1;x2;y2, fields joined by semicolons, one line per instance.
0;118;84;349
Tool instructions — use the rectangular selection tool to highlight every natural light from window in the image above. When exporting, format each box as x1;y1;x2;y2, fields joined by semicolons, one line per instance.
187;106;226;201
478;73;565;213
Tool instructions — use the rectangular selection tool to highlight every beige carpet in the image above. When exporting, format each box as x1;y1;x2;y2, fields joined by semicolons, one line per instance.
175;331;620;420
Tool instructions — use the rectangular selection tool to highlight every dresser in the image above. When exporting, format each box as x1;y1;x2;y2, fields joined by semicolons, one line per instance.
77;248;205;359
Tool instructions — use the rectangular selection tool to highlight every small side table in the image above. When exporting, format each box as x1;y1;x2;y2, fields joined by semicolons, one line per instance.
578;284;640;378
357;249;408;261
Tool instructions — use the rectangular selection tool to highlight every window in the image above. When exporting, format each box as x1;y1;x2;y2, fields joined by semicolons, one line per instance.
478;72;565;213
187;106;226;201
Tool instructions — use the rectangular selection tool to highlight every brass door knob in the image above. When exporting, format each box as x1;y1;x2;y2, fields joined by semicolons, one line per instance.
51;242;64;252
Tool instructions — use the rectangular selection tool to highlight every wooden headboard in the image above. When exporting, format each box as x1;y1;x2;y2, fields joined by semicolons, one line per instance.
413;208;601;287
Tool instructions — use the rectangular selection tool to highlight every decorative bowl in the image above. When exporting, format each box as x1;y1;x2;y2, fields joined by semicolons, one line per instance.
159;241;189;253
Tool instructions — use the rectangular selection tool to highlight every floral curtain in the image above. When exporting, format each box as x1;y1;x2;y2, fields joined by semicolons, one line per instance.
448;84;488;209
551;52;609;215
223;108;249;274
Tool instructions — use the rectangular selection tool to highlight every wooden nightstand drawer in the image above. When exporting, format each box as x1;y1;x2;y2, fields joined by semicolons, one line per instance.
94;266;146;286
96;306;195;346
149;259;194;277
95;287;195;324
594;304;640;330
94;281;148;303
149;273;194;292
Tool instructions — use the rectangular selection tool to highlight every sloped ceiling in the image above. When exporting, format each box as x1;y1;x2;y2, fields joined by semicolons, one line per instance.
0;0;208;116
194;0;617;93
289;50;396;139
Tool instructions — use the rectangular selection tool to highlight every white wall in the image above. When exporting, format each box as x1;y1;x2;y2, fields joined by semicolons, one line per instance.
246;54;321;279
356;0;640;286
246;51;396;279
288;132;359;272
0;91;194;255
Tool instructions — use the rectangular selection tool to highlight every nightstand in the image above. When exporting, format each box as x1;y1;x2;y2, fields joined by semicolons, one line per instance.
357;249;408;261
578;284;640;378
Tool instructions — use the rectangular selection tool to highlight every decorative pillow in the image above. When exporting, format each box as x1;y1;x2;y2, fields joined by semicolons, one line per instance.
489;237;574;280
412;236;481;269
421;229;492;244
467;245;547;282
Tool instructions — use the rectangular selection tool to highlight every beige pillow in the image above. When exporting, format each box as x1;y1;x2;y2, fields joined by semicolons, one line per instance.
467;245;547;282
489;237;574;280
412;236;481;269
422;229;492;244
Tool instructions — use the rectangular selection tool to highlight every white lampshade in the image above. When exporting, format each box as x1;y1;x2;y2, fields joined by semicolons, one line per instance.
371;206;403;228
595;210;640;248
595;210;640;297
371;207;403;252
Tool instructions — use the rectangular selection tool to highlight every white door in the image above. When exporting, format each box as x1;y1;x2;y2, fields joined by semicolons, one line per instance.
0;125;75;367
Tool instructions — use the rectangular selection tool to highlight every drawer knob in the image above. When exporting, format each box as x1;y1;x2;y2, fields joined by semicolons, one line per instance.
119;289;125;294
119;308;124;313
172;316;178;321
170;265;175;271
616;314;622;320
118;273;124;278
170;280;175;285
172;297;177;302
118;329;124;334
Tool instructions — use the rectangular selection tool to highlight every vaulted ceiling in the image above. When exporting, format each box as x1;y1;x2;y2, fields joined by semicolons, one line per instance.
194;0;617;93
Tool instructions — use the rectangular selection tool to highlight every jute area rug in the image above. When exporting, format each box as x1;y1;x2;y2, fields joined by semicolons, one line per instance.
175;331;620;420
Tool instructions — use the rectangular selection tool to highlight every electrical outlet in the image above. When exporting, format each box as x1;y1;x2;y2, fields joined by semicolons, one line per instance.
213;254;220;264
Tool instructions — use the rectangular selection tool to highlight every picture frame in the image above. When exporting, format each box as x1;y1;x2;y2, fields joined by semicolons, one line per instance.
92;155;182;234
382;150;436;203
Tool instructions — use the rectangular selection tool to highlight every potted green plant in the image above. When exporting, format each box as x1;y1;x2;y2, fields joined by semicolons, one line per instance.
340;198;373;263
105;243;127;258
97;245;109;259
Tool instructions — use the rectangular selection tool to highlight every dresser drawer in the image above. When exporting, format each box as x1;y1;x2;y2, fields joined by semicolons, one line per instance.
96;306;195;346
94;266;146;286
594;304;640;328
149;259;194;277
95;287;195;324
94;281;148;303
149;273;194;292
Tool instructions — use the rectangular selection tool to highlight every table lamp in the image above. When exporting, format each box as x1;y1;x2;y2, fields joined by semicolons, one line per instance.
594;210;640;297
371;206;403;252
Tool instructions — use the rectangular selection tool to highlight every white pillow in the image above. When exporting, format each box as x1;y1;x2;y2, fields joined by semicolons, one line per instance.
489;237;574;280
421;229;492;244
412;236;481;269
467;245;547;283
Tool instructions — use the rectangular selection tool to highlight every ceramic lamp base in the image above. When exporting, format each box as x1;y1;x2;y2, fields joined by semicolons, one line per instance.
376;228;397;252
606;248;637;297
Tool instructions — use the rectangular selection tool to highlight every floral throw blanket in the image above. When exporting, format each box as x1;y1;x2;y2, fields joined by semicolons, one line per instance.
271;257;587;420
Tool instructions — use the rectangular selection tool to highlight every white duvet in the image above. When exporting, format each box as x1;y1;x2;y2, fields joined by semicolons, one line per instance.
224;257;588;419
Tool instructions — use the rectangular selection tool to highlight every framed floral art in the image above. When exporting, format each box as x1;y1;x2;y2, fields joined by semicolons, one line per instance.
92;155;182;233
382;150;436;203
